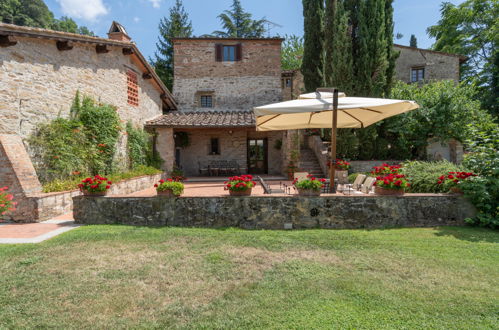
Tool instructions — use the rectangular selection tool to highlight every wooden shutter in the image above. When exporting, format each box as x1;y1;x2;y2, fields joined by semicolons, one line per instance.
236;43;242;61
215;44;223;62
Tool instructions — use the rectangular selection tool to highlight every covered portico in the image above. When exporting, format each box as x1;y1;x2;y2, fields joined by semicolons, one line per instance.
146;110;288;177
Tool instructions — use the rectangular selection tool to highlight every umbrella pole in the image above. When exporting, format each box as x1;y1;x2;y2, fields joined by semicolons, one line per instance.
329;89;338;193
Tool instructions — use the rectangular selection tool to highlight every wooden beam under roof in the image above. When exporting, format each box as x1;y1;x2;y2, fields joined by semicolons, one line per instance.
96;44;109;54
122;47;134;55
56;40;73;51
0;34;17;47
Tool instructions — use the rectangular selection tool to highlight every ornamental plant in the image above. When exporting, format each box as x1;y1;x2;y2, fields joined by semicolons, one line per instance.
327;159;351;170
154;179;184;196
437;172;477;191
293;175;326;191
169;166;186;182
372;163;402;175
374;174;410;190
225;175;256;191
0;186;16;216
78;175;112;193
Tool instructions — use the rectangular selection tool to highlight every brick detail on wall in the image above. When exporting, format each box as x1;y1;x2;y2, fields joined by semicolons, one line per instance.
0;134;42;221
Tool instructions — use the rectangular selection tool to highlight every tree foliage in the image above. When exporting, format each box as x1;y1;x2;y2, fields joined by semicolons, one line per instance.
427;0;499;117
301;0;324;92
212;0;266;38
409;34;417;47
0;0;93;35
281;35;304;71
151;0;192;91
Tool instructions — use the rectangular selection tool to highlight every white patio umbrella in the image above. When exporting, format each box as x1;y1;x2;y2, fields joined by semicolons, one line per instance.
253;89;419;192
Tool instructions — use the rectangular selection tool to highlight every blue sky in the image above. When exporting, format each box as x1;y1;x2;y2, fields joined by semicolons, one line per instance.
45;0;466;59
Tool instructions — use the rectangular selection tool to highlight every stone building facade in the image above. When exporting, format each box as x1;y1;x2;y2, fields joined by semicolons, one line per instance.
0;22;176;221
147;38;288;177
393;44;466;84
281;70;304;101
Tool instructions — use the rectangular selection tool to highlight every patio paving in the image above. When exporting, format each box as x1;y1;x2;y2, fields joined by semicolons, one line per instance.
0;213;79;244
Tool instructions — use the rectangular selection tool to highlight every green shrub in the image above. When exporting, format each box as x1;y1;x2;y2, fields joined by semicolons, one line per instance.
42;165;162;193
400;160;469;193
460;123;499;228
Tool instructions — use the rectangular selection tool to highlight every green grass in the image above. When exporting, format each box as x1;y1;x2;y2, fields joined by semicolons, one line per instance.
42;165;162;193
0;226;498;329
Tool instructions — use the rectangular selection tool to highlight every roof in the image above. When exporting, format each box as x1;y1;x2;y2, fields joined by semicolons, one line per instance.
172;37;284;42
146;110;256;128
393;43;467;63
0;23;177;110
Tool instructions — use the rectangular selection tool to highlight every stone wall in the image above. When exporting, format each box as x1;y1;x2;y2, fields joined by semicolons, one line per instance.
172;128;284;176
0;36;164;140
282;70;305;101
7;173;162;223
349;160;403;174
394;45;462;83
173;39;282;111
73;194;475;229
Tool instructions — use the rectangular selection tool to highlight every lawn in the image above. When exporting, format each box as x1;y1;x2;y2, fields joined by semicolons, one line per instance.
0;226;497;329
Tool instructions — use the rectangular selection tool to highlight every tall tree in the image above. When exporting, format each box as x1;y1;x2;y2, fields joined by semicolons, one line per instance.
324;0;353;94
0;0;93;35
152;0;193;91
212;0;266;38
281;35;304;70
409;34;417;47
301;0;324;92
427;0;498;117
0;0;53;28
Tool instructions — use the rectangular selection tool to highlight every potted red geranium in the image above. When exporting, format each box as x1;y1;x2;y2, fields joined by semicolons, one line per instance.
374;173;410;196
225;175;256;196
293;175;326;196
78;175;112;196
0;186;16;216
437;171;476;194
327;159;351;184
154;178;184;197
371;163;402;176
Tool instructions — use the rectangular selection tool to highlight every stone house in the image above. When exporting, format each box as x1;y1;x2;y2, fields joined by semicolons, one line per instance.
393;44;467;84
0;22;177;220
146;37;293;177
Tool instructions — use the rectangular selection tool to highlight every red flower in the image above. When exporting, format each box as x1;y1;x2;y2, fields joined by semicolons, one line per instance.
154;184;158;188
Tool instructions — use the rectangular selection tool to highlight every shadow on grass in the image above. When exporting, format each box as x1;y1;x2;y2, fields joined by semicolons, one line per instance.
434;226;499;243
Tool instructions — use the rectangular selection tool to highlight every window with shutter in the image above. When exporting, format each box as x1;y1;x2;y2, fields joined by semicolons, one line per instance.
127;70;139;106
215;44;223;62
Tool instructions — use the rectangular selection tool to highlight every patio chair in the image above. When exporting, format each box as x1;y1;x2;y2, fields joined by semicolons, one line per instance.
258;176;286;194
198;161;209;176
294;172;309;182
349;176;376;195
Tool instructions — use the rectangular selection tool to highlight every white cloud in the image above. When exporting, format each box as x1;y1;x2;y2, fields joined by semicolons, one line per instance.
57;0;109;21
133;17;140;23
148;0;161;8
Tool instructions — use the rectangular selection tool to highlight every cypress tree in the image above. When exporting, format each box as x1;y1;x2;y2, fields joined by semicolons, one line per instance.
324;0;354;94
152;0;193;91
409;34;417;47
301;0;324;92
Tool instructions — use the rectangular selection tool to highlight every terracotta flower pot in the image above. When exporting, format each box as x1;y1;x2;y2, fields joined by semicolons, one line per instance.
297;188;321;196
374;186;405;196
449;186;463;194
82;190;108;197
157;189;180;197
229;188;252;196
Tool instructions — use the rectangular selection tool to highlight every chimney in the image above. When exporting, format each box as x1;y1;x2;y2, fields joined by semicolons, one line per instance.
107;21;131;42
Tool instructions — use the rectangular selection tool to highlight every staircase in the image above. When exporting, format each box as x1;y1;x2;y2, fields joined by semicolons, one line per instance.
299;148;325;178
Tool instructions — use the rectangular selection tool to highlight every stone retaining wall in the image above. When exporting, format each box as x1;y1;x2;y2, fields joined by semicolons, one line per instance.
22;173;161;222
349;160;404;174
73;194;475;229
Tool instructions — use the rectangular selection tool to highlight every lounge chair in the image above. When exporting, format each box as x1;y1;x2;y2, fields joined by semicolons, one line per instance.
340;174;366;193
258;176;286;194
294;172;309;182
349;176;376;195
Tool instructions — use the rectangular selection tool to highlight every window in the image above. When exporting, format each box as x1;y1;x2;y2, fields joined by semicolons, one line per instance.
286;78;292;87
223;45;236;61
411;67;425;83
215;44;242;62
127;70;139;106
210;138;220;155
200;95;213;108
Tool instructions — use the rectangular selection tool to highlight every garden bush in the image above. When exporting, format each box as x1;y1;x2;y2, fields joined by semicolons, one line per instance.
460;123;499;228
400;160;469;193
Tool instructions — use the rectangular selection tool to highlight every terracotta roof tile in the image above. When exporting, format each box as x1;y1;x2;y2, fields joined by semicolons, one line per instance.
146;110;255;128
